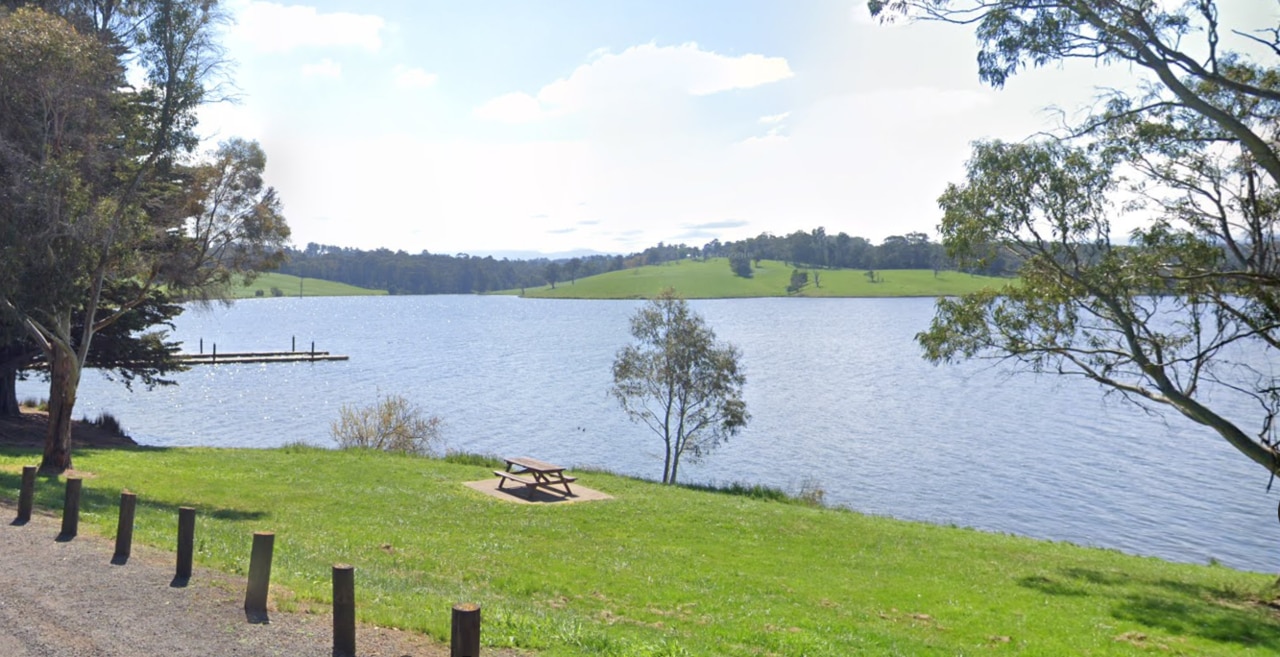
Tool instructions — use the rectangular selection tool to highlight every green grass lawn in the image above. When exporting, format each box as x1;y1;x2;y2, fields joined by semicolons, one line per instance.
227;272;387;299
1;446;1276;656
517;259;1012;299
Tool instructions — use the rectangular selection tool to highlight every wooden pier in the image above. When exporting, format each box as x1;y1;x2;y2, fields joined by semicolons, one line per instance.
177;350;349;365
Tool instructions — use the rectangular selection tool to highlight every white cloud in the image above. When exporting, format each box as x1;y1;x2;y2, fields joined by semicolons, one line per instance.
234;2;384;54
473;92;545;123
301;58;341;79
475;42;793;123
393;66;439;90
751;111;792;140
196;100;264;142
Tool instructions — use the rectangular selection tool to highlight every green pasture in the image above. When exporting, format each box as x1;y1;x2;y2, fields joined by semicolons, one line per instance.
226;272;387;299
0;446;1276;656
518;259;1012;299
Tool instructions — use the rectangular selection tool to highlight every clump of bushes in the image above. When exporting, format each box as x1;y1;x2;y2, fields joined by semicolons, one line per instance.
83;412;129;439
795;477;827;507
441;451;504;468
681;478;827;507
330;394;443;455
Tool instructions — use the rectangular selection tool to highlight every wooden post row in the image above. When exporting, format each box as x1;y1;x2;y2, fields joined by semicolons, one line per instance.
451;603;481;657
333;564;356;657
114;491;137;563
60;477;82;539
16;465;35;523
176;506;196;579
244;532;275;621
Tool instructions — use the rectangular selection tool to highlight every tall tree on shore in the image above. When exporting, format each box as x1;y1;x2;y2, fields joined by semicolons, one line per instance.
872;1;1280;479
544;261;561;289
611;289;749;484
0;3;289;473
0;285;187;418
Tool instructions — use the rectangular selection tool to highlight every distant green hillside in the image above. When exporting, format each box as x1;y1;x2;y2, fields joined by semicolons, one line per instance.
516;258;1013;299
227;272;387;299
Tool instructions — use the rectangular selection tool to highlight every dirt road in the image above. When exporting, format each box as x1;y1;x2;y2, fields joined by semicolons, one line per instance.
0;503;449;657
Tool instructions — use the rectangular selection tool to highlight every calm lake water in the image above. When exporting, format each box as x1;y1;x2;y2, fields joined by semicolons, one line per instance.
19;295;1280;572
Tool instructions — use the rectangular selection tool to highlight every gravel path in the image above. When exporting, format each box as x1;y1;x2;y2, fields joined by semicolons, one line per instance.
0;503;460;657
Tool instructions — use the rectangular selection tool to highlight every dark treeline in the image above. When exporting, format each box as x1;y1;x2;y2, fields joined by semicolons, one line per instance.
279;229;1015;294
279;244;631;294
707;229;1018;276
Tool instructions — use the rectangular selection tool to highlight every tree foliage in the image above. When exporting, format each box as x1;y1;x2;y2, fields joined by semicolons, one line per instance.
0;2;289;472
729;251;753;278
611;289;748;484
873;1;1280;477
787;269;809;294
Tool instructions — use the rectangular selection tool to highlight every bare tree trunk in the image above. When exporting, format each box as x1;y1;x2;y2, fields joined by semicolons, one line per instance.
662;434;673;484
0;363;18;418
40;347;80;474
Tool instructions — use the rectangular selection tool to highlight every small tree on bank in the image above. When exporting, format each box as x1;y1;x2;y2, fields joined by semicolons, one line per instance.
611;289;748;484
872;0;1280;481
331;394;443;456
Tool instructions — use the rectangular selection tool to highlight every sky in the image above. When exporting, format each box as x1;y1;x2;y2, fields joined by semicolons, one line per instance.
197;0;1279;258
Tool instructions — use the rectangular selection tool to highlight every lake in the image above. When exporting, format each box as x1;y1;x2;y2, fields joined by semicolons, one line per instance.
18;295;1280;572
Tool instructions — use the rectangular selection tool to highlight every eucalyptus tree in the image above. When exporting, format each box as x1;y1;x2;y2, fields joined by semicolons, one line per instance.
0;3;289;472
871;1;1280;478
611;289;749;484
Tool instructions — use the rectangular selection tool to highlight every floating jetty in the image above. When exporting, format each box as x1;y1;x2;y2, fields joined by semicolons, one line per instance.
177;349;349;365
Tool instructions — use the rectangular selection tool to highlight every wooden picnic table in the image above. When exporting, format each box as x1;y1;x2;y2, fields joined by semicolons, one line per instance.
494;456;577;498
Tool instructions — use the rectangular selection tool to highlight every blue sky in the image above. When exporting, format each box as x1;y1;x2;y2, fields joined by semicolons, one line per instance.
198;1;1276;257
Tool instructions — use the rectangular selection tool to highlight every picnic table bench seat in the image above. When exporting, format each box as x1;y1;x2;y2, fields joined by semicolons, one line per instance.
493;465;577;498
493;470;578;486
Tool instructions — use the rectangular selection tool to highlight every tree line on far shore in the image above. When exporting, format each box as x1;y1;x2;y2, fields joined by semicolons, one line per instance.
278;230;1014;295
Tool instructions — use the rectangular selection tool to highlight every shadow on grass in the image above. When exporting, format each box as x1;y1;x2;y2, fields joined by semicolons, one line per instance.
1017;575;1089;597
1019;567;1280;649
0;452;268;536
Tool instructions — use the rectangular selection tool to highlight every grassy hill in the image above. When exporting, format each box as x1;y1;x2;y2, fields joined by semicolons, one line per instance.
226;272;387;299
2;445;1274;656
518;258;1012;299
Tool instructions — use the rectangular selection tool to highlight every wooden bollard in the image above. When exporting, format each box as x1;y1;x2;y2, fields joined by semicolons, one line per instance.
113;491;137;563
16;465;35;523
244;532;275;621
451;603;481;657
332;564;356;657
176;507;196;579
59;477;82;539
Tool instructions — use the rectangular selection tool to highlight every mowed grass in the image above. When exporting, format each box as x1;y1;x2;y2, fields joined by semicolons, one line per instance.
519;258;1012;299
226;272;387;299
2;447;1278;656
